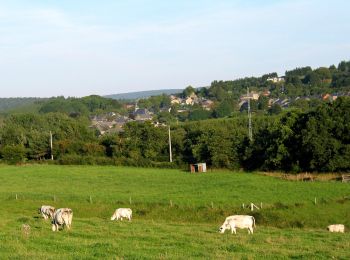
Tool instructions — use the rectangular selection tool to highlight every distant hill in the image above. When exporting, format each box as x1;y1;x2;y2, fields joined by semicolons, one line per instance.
105;89;183;100
0;98;47;113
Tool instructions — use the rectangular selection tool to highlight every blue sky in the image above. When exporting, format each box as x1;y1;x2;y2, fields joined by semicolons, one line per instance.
0;0;349;97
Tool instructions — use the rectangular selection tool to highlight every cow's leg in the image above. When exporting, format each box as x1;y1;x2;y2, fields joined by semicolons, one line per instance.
230;226;236;234
248;227;254;234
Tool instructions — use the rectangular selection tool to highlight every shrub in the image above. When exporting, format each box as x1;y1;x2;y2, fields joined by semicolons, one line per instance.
0;145;27;164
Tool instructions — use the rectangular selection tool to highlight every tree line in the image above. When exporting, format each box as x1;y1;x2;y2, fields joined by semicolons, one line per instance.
0;97;349;173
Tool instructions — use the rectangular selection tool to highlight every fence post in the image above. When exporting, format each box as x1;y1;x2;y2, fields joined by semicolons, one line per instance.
211;202;214;209
16;194;18;200
89;195;93;204
170;200;173;207
129;197;132;204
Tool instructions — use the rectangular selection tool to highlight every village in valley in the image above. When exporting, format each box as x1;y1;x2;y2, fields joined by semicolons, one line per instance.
90;74;350;136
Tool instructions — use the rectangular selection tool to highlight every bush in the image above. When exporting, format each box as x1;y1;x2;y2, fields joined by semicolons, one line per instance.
0;145;27;164
57;155;114;165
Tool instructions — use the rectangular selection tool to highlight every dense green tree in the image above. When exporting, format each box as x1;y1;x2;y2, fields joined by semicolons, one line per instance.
303;72;321;86
182;86;196;98
268;104;282;115
213;99;236;118
188;109;212;121
0;144;27;164
257;96;269;110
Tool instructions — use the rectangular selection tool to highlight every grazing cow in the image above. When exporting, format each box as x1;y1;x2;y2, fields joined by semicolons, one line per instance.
219;215;255;234
52;208;73;231
111;208;132;221
327;224;345;233
38;205;55;220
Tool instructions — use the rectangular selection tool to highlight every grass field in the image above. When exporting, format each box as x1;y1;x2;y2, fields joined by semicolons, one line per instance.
0;165;349;259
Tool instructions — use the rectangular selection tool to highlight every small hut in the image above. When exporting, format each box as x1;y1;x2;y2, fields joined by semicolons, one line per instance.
190;163;207;173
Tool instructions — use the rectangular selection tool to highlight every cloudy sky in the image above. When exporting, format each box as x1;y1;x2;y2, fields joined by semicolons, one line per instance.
0;0;349;97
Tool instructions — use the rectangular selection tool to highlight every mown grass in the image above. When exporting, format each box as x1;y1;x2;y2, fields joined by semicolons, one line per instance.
0;165;349;259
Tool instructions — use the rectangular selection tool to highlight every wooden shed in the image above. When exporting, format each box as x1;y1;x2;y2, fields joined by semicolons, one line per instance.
190;163;207;173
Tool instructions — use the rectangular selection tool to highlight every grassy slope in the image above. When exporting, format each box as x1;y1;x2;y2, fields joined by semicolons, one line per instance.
0;165;349;259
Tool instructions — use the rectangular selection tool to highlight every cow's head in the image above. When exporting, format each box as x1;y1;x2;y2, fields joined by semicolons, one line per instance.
219;223;230;233
111;214;116;221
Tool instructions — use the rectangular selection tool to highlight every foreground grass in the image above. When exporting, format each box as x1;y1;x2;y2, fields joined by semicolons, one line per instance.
0;165;349;259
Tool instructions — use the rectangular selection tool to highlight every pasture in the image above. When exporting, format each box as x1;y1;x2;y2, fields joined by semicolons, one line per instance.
0;165;349;259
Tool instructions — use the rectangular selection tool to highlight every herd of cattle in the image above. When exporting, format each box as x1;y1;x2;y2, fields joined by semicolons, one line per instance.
38;205;345;234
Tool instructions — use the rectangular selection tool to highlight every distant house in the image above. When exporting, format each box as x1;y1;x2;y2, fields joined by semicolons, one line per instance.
124;103;135;110
267;77;284;83
185;97;194;105
201;99;214;110
132;108;153;121
90;114;132;135
262;90;271;97
170;95;182;105
240;91;260;101
90;122;113;135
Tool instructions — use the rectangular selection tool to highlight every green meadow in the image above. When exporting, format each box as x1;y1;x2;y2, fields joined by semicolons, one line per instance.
0;165;349;259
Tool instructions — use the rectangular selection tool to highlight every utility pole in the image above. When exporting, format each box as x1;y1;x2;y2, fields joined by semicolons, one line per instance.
50;131;53;160
168;125;173;162
247;88;253;141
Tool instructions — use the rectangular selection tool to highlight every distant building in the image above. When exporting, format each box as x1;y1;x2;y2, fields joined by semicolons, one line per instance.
240;91;260;101
170;95;182;105
201;99;214;110
267;77;284;83
132;108;153;121
262;90;271;97
185;97;195;105
124;103;135;110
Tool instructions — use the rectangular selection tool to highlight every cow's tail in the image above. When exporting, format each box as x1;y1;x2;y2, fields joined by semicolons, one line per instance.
252;216;256;227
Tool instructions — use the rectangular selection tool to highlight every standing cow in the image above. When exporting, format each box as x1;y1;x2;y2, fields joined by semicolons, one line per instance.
111;208;132;221
38;205;55;220
219;215;255;234
52;208;73;231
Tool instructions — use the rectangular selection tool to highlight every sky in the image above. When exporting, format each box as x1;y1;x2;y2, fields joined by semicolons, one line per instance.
0;0;349;97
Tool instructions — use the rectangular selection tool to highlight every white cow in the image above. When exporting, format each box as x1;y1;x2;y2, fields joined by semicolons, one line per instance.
52;208;73;231
111;208;132;221
327;224;345;233
219;215;255;234
38;205;55;220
